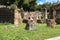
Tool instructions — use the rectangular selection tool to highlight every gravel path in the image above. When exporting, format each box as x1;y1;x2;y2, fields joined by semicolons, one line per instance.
45;36;60;40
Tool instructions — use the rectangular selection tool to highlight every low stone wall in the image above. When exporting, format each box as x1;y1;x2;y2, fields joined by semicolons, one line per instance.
23;12;43;23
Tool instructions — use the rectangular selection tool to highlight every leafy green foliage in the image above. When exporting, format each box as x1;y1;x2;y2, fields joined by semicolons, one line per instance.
0;0;59;11
0;0;15;5
36;2;52;11
18;0;37;11
10;4;16;12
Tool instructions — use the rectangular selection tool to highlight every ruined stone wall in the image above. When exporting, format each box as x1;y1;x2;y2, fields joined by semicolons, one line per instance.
23;12;37;22
23;12;42;23
0;5;43;24
52;4;60;24
23;12;29;20
28;12;37;22
56;10;60;18
14;8;22;25
55;10;60;24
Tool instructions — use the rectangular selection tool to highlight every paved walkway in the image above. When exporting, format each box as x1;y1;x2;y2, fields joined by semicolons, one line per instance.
45;36;60;40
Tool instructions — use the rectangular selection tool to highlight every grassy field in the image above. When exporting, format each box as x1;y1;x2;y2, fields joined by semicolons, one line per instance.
0;23;60;40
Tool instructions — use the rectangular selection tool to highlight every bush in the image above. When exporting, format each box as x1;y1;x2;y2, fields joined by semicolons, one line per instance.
10;4;16;12
56;18;60;24
37;19;43;23
22;19;28;23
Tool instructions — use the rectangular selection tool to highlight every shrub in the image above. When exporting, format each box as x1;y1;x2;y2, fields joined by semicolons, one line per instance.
10;4;16;12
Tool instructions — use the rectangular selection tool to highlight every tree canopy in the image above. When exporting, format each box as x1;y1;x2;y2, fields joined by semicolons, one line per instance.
0;0;59;11
0;0;37;11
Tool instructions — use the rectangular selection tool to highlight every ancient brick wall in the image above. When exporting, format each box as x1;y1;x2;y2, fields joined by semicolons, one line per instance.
23;12;42;23
14;8;22;25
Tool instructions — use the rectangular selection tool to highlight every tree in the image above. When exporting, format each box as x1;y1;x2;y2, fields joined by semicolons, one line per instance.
18;0;37;11
0;0;15;5
36;2;52;12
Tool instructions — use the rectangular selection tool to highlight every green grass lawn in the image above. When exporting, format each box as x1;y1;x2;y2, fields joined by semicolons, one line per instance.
0;23;60;40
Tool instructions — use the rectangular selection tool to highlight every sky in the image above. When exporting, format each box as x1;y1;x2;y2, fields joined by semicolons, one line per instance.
37;0;60;5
